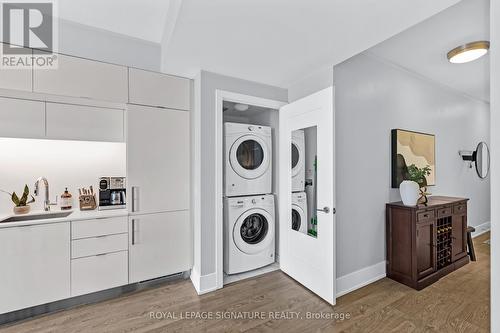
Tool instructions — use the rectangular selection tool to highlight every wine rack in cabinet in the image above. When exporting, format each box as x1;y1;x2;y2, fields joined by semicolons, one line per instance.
386;196;469;290
436;217;452;269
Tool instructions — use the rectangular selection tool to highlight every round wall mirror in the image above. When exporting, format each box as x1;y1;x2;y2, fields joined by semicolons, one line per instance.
475;142;490;179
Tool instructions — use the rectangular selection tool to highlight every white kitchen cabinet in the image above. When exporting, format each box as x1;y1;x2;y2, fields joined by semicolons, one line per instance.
33;53;128;102
46;102;124;142
129;211;192;283
0;97;45;139
72;216;128;239
127;104;189;214
71;251;128;297
71;233;128;259
0;223;70;314
0;47;32;92
128;68;191;110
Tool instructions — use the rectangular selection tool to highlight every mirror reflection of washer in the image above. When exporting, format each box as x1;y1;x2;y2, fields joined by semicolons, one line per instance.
292;192;308;234
292;130;305;192
224;122;272;196
224;195;275;274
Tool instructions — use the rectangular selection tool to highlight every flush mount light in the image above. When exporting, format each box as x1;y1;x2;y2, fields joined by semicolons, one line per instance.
234;103;249;111
447;41;490;64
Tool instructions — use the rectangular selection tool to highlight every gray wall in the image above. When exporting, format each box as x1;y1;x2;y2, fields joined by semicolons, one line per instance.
198;71;288;276
333;53;490;277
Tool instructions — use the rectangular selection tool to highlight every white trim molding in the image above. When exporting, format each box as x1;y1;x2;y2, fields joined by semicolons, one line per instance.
336;261;386;298
214;90;287;291
190;267;218;295
472;221;491;238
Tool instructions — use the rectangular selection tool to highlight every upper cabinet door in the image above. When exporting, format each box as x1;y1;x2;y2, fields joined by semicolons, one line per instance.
0;68;32;91
0;97;45;139
33;54;128;103
127;104;190;214
46;103;124;142
128;68;191;110
0;47;32;92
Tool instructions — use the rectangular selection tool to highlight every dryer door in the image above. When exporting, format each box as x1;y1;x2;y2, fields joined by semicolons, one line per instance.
233;208;274;254
291;205;306;233
230;135;270;179
291;137;303;177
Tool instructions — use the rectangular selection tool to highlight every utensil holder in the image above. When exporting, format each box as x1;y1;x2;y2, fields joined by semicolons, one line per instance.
79;194;97;211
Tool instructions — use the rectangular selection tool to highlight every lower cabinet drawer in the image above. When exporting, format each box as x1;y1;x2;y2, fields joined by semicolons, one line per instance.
71;233;128;259
71;251;128;297
71;216;128;240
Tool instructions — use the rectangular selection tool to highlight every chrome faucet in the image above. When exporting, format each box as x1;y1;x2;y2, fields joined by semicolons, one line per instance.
34;177;56;211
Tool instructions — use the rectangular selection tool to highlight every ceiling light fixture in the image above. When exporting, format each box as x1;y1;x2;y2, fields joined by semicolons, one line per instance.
447;41;490;64
234;103;249;111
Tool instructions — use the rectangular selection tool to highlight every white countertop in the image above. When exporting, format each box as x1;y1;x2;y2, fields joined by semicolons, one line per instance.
0;209;128;229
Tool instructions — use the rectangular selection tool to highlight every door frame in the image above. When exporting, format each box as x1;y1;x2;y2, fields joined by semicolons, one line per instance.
215;90;286;289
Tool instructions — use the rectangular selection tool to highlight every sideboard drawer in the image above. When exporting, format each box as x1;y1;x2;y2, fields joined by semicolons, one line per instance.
437;206;452;218
417;210;435;222
453;204;467;215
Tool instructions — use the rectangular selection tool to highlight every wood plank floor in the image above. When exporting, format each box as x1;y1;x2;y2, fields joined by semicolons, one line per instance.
1;233;490;333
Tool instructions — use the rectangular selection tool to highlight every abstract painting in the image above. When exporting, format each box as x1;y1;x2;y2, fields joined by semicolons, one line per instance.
391;129;435;188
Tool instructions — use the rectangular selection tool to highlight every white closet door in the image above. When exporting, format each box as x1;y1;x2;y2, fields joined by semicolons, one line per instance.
278;87;336;305
0;97;45;139
127;104;190;214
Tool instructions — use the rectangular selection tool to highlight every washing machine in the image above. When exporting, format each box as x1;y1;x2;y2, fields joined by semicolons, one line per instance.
224;194;275;274
224;122;272;197
292;130;305;192
292;192;308;234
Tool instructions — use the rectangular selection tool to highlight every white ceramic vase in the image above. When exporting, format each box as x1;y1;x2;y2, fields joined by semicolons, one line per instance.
399;180;420;206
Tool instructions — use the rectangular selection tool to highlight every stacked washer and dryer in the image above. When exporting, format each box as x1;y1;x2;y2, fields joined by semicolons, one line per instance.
224;122;275;275
291;130;308;235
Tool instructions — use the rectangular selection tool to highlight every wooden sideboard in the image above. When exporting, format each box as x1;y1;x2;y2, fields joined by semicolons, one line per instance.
386;196;469;290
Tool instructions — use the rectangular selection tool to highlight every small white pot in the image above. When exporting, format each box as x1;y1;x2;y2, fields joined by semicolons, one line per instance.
399;180;420;206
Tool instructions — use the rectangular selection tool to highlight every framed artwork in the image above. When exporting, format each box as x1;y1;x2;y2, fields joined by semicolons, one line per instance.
391;129;435;188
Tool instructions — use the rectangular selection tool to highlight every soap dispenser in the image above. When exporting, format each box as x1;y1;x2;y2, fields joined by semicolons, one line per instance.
60;188;73;210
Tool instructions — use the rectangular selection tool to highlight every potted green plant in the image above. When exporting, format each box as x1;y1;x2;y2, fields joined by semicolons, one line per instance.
400;165;431;206
1;185;36;215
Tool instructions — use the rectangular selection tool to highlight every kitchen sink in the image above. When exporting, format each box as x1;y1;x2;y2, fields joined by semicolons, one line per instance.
0;211;73;223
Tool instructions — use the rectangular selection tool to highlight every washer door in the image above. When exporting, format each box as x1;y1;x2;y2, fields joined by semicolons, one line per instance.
230;135;270;180
291;204;305;232
233;208;274;254
291;140;303;177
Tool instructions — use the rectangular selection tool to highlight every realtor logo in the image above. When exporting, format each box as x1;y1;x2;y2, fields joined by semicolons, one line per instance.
1;0;58;68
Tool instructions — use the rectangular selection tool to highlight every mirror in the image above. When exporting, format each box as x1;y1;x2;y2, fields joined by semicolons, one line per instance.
291;126;317;238
475;142;490;179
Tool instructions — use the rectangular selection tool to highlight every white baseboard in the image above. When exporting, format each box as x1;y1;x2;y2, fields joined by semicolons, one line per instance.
192;259;388;298
472;221;491;238
190;267;218;295
336;261;386;298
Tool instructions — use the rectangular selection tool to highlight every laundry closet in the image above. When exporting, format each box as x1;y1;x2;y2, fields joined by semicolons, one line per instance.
221;99;318;284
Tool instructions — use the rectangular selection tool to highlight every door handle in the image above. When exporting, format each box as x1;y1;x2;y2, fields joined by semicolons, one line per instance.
131;186;139;212
317;207;331;214
131;219;137;245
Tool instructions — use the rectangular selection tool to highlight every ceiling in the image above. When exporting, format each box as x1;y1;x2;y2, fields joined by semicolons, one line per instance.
58;0;172;42
368;0;490;102
160;0;461;87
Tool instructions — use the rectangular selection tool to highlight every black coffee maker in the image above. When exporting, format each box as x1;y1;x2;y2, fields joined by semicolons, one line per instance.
98;177;126;210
